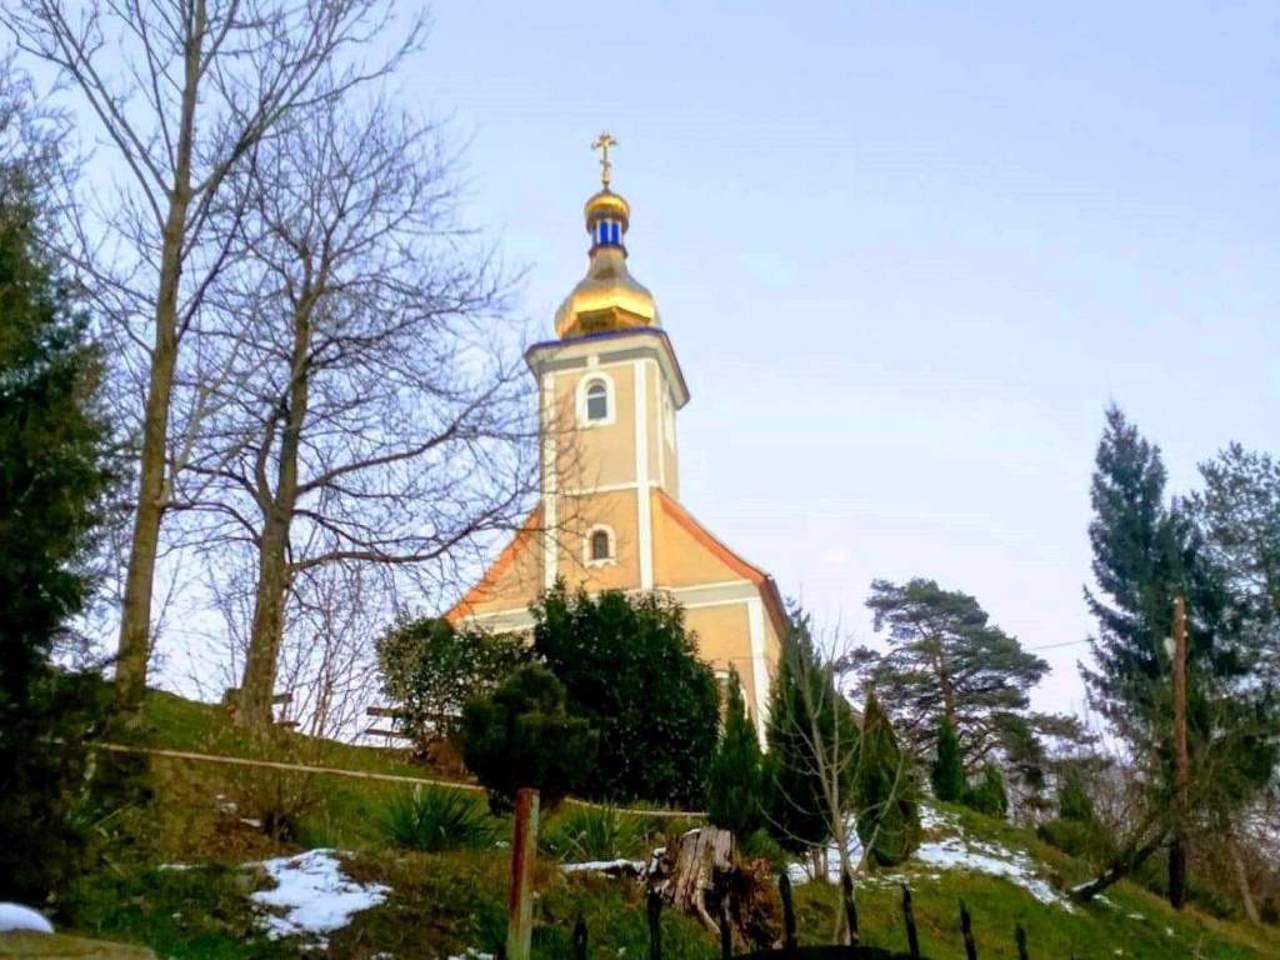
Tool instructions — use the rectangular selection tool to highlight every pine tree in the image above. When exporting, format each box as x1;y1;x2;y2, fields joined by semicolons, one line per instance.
853;578;1055;768
0;166;116;899
854;689;920;867
931;716;965;803
707;668;765;840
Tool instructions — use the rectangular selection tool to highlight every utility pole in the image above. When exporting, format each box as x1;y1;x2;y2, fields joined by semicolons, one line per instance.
1169;595;1190;910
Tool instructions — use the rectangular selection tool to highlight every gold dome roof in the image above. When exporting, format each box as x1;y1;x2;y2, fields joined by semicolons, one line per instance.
556;132;658;340
555;245;659;339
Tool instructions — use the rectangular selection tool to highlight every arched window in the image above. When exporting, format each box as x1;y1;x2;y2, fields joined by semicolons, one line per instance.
585;379;609;422
584;525;615;566
590;529;611;561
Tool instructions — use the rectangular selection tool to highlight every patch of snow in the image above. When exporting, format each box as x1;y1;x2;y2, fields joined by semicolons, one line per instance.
446;950;493;960
0;903;54;934
158;863;195;871
915;834;1074;912
560;859;645;877
1127;913;1145;921
249;849;389;946
240;817;263;829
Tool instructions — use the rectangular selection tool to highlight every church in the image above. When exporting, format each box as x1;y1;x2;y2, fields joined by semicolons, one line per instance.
446;135;785;736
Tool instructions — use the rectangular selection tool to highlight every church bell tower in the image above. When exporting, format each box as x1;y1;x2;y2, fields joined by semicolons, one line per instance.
448;134;785;737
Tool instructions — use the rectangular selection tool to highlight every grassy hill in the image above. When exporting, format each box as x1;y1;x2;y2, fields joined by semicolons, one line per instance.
51;690;1280;959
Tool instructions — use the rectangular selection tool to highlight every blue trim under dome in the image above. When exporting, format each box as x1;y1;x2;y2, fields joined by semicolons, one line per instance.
593;218;623;247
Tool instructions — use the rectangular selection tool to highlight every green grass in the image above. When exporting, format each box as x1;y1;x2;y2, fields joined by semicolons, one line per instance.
58;690;1280;960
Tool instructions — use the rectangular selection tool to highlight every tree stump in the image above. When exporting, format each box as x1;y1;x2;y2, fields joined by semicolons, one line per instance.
647;827;780;950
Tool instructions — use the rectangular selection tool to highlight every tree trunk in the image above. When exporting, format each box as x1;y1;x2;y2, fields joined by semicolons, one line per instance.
112;335;176;720
113;0;205;722
1169;596;1190;910
238;519;291;726
236;289;313;728
1071;825;1169;903
1229;835;1261;926
648;827;780;950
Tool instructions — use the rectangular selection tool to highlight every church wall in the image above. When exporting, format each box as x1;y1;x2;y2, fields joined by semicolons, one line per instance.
684;601;763;716
551;362;638;490
554;487;641;591
652;494;748;588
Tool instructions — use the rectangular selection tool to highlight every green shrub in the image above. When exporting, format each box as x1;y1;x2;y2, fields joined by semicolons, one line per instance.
962;763;1009;818
541;806;643;861
1056;763;1096;822
532;583;719;808
739;828;788;870
375;616;529;747
1037;817;1115;865
461;664;597;814
381;785;494;852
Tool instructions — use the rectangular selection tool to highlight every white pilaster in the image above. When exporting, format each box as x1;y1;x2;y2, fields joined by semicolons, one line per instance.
634;359;654;590
541;371;558;589
746;597;771;746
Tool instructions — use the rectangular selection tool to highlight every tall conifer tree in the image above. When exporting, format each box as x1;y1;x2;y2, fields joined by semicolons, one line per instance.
0;155;115;899
854;689;920;867
707;668;765;839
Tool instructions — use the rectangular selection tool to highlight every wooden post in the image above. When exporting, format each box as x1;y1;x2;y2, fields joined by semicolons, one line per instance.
1170;595;1190;910
1015;923;1029;960
573;913;587;960
960;902;978;960
647;890;663;960
901;883;920;960
505;788;540;960
779;873;797;954
840;867;860;946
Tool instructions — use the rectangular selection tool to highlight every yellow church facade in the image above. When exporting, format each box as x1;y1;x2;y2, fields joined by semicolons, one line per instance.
447;136;785;735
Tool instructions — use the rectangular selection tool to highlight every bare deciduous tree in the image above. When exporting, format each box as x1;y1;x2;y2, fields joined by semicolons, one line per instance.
3;0;424;721
178;94;537;727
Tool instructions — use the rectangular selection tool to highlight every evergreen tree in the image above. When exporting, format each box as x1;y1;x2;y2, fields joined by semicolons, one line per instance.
930;716;965;803
853;578;1054;765
764;611;850;854
1079;406;1260;907
854;689;920;867
532;583;720;808
0;161;116;899
460;664;597;814
707;668;765;839
1056;762;1096;823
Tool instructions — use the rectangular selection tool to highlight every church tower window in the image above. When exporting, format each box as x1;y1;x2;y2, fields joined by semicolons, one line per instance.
586;525;615;565
579;375;613;425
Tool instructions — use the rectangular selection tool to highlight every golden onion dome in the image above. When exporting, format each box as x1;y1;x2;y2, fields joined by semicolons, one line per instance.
583;188;630;229
556;133;659;339
554;242;659;339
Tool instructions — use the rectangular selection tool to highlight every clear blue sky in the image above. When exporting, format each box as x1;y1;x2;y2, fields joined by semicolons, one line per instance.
423;2;1278;715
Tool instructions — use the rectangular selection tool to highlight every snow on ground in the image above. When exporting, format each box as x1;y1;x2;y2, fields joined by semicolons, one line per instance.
0;903;54;934
249;849;389;946
560;858;646;876
789;805;1074;912
914;832;1074;911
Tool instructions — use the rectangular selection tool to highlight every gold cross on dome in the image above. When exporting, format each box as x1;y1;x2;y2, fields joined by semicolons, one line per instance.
591;131;617;188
